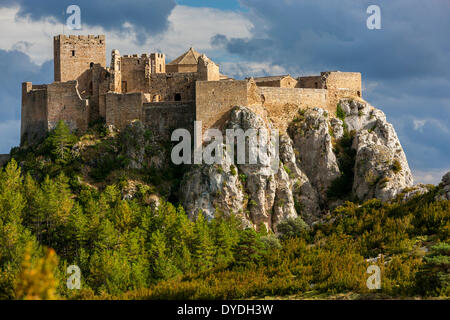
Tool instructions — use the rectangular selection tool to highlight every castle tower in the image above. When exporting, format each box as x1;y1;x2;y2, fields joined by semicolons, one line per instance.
53;35;106;83
150;53;166;73
197;54;220;81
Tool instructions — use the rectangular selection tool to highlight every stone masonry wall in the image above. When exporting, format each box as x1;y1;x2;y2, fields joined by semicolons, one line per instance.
196;80;248;131
46;81;90;132
143;102;195;140
120;55;151;93
297;76;324;89
166;64;197;73
258;87;328;132
106;92;143;130
149;72;197;102
323;72;361;111
21;82;48;145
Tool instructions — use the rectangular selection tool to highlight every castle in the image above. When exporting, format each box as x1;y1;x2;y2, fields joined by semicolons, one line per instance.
21;35;362;145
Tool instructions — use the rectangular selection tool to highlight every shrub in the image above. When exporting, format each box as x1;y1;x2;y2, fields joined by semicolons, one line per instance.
277;217;309;240
392;160;402;174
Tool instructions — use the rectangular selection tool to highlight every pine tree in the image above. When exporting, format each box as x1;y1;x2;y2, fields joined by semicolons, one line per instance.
233;228;264;267
192;213;215;272
45;120;77;165
148;231;179;281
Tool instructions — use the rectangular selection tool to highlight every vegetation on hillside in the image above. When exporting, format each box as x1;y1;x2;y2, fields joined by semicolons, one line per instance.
0;122;448;299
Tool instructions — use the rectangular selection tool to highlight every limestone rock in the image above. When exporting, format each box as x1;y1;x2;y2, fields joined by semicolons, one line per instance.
338;99;414;201
180;106;317;231
180;100;414;230
435;172;450;201
397;184;432;202
179;145;247;222
288;107;340;203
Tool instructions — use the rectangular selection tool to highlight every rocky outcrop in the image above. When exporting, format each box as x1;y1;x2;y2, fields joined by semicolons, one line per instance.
288;108;340;203
179;99;414;230
339;99;413;201
119;121;167;170
180;107;320;230
436;172;450;201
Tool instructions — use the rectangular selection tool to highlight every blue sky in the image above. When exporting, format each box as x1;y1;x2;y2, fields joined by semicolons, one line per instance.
0;0;448;184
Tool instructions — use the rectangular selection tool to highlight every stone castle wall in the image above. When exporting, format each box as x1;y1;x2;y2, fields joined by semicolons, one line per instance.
46;81;90;132
196;80;249;131
298;71;361;111
143;102;195;140
21;82;48;144
21;81;90;144
323;72;361;111
105;92;143;131
21;34;364;148
258;87;328;132
150;72;198;102
196;79;329;133
120;55;151;93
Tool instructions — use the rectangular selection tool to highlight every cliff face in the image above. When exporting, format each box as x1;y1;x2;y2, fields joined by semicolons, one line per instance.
180;98;414;230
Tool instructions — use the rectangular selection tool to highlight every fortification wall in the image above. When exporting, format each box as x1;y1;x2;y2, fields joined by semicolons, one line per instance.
106;92;143;130
21;82;48;145
143;102;195;140
297;76;324;89
196;80;248;131
120;55;151;93
166;64;197;73
255;77;298;88
323;72;361;110
46;81;90;132
150;72;197;102
258;87;328;131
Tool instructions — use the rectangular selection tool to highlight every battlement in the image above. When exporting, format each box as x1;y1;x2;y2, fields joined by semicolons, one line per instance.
54;34;105;42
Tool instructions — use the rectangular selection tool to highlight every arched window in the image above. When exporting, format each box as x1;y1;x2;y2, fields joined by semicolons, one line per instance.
90;62;94;69
174;93;181;101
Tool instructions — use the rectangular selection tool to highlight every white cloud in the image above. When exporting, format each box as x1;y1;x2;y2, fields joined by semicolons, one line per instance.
0;5;253;65
413;168;450;185
413;119;426;132
412;118;449;134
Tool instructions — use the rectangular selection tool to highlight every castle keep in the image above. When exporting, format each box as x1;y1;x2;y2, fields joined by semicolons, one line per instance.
21;35;362;144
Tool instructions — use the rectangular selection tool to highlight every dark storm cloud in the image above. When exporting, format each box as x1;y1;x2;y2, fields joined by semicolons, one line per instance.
217;0;450;79
1;0;176;41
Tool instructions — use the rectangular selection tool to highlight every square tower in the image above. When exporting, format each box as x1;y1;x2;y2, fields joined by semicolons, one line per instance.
150;53;166;73
53;35;106;83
